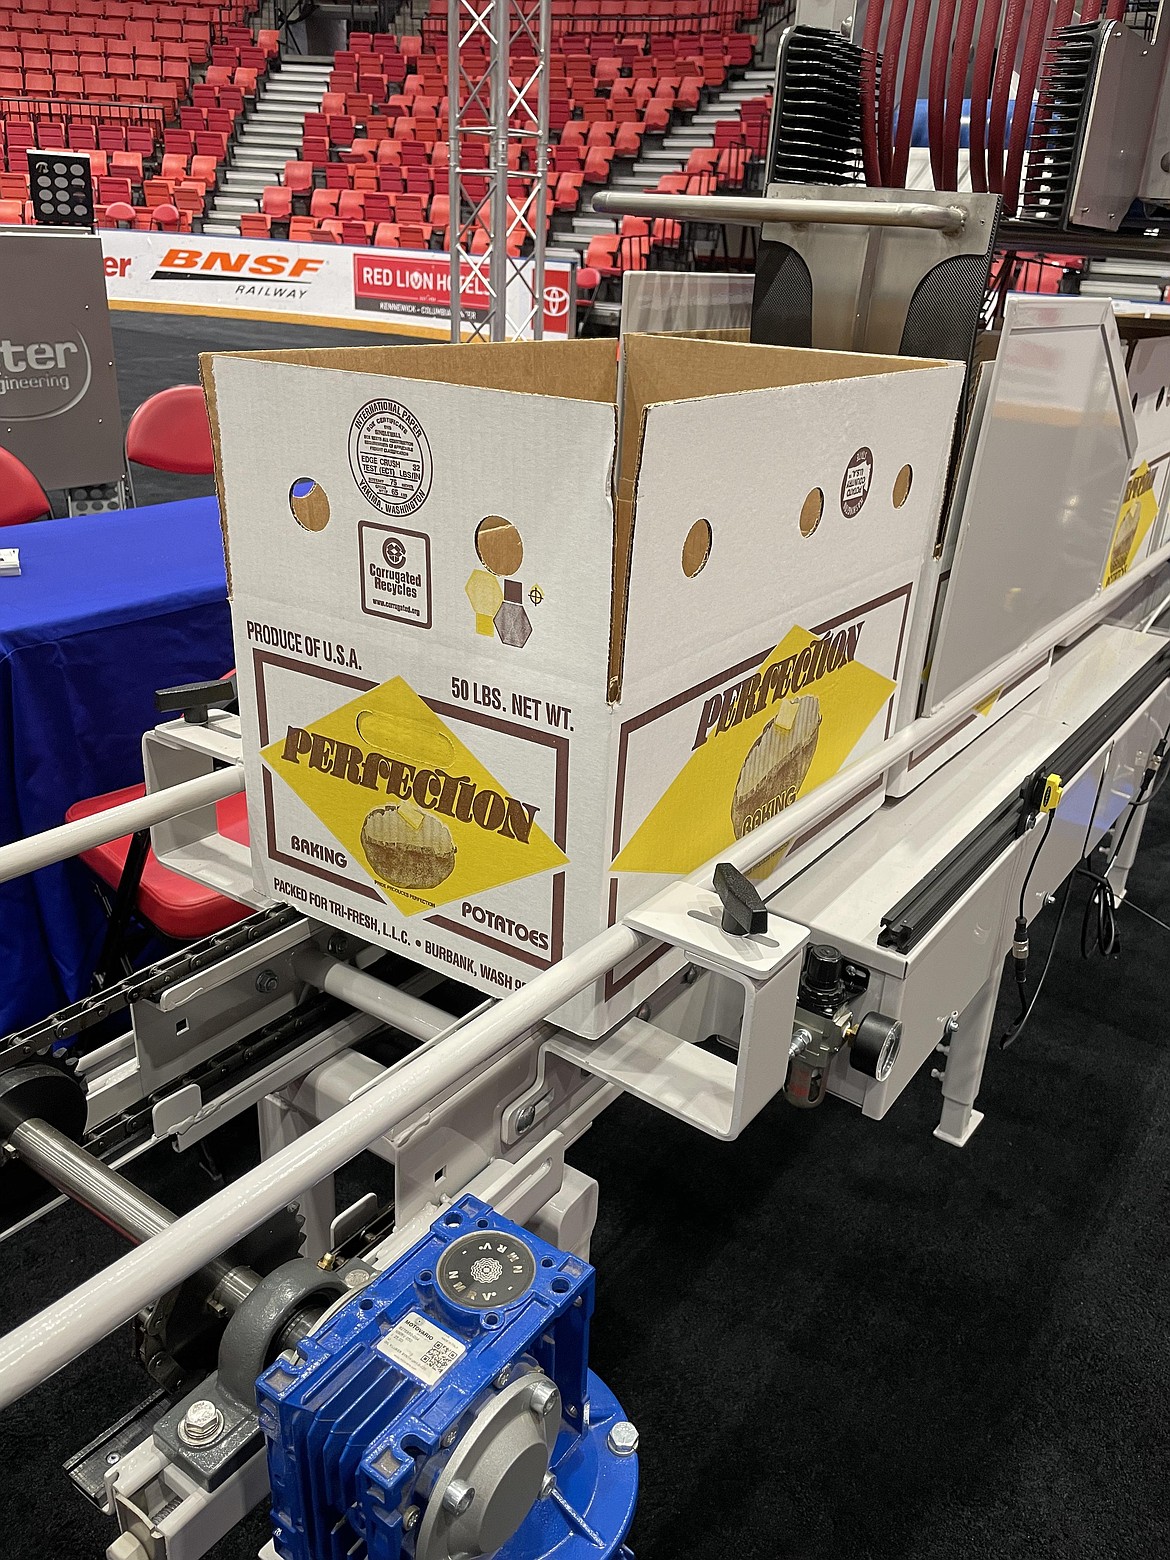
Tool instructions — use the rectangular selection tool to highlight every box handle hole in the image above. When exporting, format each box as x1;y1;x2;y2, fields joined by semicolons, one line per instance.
681;517;711;578
892;465;913;509
475;515;524;576
799;489;823;538
290;477;331;532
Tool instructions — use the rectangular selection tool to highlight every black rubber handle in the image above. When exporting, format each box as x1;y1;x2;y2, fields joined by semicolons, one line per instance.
155;674;238;725
713;862;769;937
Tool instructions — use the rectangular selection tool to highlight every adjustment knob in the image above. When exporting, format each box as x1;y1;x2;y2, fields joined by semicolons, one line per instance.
803;943;843;993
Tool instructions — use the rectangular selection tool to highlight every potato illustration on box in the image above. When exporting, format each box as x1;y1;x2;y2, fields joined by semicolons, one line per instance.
730;695;822;839
612;626;894;880
361;803;457;891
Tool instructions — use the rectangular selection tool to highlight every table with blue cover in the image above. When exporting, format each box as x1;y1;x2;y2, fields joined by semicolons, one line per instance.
0;496;234;1036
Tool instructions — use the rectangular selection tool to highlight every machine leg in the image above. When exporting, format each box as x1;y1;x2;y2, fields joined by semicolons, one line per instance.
257;1092;334;1262
932;967;1001;1148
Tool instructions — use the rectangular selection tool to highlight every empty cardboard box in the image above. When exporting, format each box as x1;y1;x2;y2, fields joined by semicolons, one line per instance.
204;334;963;1035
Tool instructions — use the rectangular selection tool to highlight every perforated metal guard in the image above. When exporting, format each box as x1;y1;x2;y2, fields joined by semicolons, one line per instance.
767;26;867;188
1021;24;1105;226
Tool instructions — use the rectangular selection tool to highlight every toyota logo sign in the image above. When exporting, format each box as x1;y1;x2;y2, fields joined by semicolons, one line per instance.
543;285;570;318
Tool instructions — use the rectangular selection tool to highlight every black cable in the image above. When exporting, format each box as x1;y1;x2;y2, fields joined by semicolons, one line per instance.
1077;722;1170;960
1001;871;1075;1049
1001;764;1108;1048
1017;809;1055;923
1079;864;1119;959
1122;898;1170;936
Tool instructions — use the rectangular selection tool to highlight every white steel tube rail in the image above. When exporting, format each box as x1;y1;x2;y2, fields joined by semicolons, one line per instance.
293;949;449;1041
589;191;969;231
0;766;244;885
2;540;1170;1405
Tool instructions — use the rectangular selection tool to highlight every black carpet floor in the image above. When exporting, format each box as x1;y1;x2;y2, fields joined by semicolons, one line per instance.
1;314;1168;1560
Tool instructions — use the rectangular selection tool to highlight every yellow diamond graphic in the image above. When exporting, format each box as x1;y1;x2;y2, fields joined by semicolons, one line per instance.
262;675;568;916
1103;460;1158;588
612;625;896;877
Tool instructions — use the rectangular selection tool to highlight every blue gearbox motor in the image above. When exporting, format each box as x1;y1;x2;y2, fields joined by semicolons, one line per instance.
257;1195;638;1560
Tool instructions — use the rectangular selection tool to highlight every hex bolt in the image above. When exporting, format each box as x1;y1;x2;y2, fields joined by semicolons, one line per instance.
540;1471;556;1499
442;1479;475;1517
930;1067;946;1083
255;969;278;995
344;1268;371;1289
607;1421;639;1457
178;1399;225;1447
494;1365;512;1389
327;934;350;959
402;1506;420;1532
441;1427;459;1448
529;1379;560;1419
514;1103;536;1135
636;1003;652;1021
682;963;700;985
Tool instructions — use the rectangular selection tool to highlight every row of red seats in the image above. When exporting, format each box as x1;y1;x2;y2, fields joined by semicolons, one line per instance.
6;0;252;11
1;41;205;66
0;196;197;228
0;12;219;41
1;117;160;171
584;213;686;276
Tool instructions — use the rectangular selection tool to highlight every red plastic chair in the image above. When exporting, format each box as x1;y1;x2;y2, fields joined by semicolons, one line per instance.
0;446;51;526
65;784;250;944
126;385;214;475
575;265;601;334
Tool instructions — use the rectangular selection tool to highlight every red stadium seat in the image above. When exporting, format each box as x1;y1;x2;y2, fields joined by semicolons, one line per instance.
263;186;293;219
126;386;214;475
65;783;250;944
0;446;51;526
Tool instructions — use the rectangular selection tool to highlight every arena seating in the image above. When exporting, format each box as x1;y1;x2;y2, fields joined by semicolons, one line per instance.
255;1;764;254
0;1;278;230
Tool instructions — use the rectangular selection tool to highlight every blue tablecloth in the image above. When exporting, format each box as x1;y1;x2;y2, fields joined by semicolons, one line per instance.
0;496;233;1036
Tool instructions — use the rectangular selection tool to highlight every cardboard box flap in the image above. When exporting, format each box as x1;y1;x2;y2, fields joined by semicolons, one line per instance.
202;337;619;403
204;351;620;689
608;335;954;700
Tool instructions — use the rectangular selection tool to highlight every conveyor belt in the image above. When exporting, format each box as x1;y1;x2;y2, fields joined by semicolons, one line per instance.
878;641;1170;953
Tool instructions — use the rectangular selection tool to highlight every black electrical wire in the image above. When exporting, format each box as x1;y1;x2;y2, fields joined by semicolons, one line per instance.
1079;865;1119;959
1017;808;1055;924
1078;721;1170;960
1001;765;1108;1048
1121;897;1170;936
1000;715;1170;1048
1000;871;1075;1049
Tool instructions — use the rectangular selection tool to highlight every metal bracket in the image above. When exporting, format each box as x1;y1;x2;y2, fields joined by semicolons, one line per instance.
545;882;808;1140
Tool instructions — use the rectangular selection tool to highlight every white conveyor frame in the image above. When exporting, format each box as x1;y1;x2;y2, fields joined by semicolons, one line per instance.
1;539;1169;1407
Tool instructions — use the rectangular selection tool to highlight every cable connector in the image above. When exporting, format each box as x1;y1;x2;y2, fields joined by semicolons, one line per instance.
1038;773;1063;813
1011;914;1029;980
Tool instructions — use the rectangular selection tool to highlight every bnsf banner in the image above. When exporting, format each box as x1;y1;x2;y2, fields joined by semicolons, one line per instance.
100;231;574;339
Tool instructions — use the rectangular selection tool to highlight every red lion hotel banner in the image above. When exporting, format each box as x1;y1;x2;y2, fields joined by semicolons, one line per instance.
100;230;576;339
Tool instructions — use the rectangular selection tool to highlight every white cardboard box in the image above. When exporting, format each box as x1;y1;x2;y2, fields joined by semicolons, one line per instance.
204;335;963;1035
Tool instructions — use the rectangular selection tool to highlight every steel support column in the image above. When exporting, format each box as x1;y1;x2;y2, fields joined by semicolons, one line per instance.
448;0;550;341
